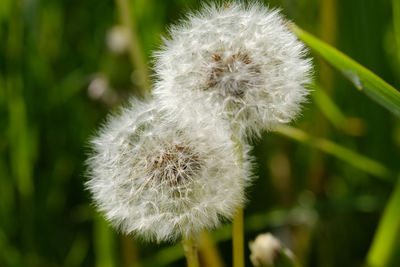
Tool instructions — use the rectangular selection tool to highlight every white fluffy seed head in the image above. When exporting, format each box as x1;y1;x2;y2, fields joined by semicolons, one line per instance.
153;2;312;139
86;99;252;242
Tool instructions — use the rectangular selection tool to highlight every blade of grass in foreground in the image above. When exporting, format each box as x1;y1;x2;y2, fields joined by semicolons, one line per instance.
367;3;400;265
274;125;391;180
289;24;400;118
367;177;400;267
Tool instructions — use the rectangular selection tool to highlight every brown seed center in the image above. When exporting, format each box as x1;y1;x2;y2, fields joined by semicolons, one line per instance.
207;51;258;98
147;144;201;187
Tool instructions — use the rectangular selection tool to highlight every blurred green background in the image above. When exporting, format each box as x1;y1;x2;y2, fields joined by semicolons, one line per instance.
1;0;399;266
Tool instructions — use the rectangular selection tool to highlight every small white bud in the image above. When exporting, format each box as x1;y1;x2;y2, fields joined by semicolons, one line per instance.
106;26;130;54
88;75;108;100
87;74;119;105
249;233;282;267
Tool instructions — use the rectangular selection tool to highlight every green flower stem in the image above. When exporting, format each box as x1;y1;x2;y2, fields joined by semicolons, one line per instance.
232;134;244;267
182;237;200;267
198;231;224;267
233;208;244;267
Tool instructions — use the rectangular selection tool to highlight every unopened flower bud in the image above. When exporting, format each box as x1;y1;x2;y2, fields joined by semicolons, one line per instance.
106;26;130;54
249;233;298;267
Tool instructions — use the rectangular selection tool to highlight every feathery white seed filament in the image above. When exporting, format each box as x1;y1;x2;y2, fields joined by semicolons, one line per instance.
153;2;312;139
86;99;252;242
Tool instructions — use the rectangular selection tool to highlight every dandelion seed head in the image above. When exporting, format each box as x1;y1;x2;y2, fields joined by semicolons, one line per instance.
86;99;252;242
153;2;312;138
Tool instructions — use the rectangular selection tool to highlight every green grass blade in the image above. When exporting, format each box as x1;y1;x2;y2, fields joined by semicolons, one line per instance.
94;215;116;267
367;177;400;267
312;83;347;130
312;83;366;136
290;24;400;118
274;125;391;180
394;0;400;67
64;234;89;267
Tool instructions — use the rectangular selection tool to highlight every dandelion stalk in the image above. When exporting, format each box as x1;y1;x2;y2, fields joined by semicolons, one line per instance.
198;231;224;267
233;208;244;267
232;134;244;267
182;237;200;267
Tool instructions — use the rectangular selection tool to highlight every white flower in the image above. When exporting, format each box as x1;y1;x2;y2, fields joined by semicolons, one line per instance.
249;232;296;267
249;233;282;267
86;99;252;242
153;2;312;139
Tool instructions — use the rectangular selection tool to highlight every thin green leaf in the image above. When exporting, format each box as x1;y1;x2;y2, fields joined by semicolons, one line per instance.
367;177;400;267
394;0;400;67
64;234;89;267
312;83;348;130
94;216;116;267
290;24;400;118
274;125;391;180
312;83;366;136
